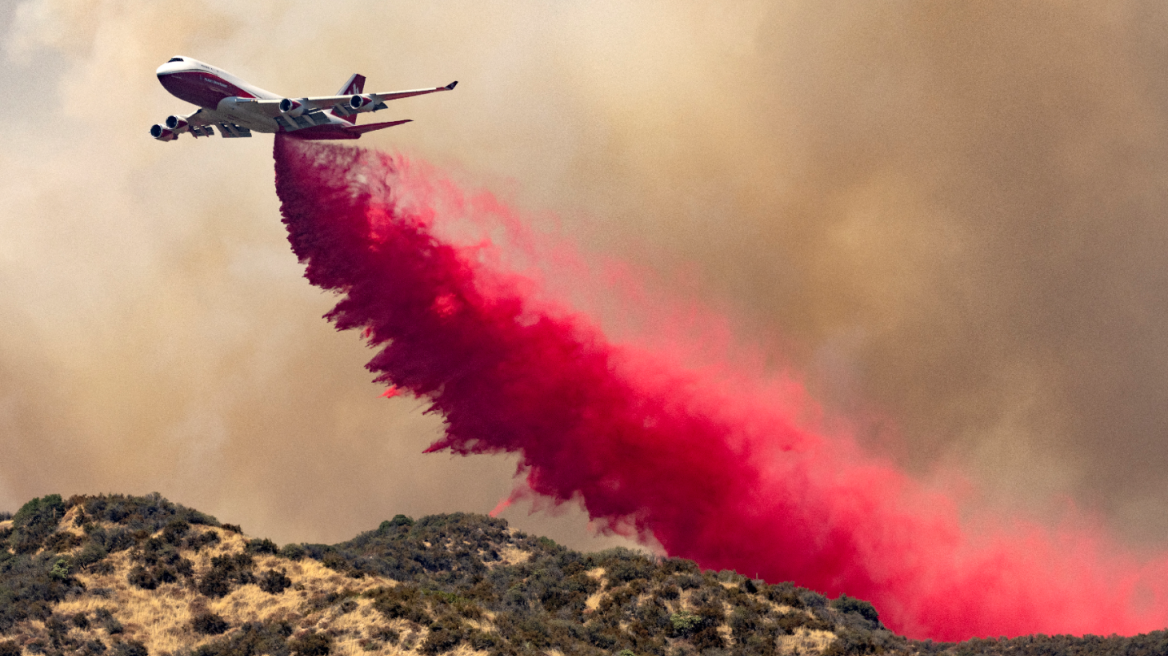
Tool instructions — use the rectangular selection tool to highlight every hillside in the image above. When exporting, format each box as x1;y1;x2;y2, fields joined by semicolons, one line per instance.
0;495;1166;656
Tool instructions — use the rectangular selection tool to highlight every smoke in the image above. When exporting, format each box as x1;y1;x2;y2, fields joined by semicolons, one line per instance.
272;135;1168;640
6;0;1168;576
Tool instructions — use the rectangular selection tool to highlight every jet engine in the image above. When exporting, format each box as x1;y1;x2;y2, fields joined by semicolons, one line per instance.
279;98;308;117
349;94;375;112
165;115;187;131
150;124;178;142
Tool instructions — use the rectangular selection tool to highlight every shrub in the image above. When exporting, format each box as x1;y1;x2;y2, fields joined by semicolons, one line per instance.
193;620;292;656
368;586;432;625
192;612;229;635
44;531;83;553
370;627;399;645
670;612;702;637
260;568;292;594
767;581;805;608
221;523;242;534
831;594;880;626
198;552;256;597
48;557;72;581
246;538;279;555
186;530;221;552
161;520;189;545
0;641;18;656
94;608;123;634
602;551;653;585
467;630;500;651
421;616;466;655
127;565;157;590
10;494;66;553
279;543;306;560
111;639;148;656
291;632;332;656
799;589;828;608
74;541;108;570
197;567;231;598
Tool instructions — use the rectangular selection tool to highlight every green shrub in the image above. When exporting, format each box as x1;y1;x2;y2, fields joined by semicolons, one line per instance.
10;494;65;553
670;612;702;637
74;541;108;570
279;543;306;560
831;594;880;626
49;558;71;581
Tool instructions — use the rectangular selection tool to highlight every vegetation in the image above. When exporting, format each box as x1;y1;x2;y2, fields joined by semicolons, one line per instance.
0;494;1166;655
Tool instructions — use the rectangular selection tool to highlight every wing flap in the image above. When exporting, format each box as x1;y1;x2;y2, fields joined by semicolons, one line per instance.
215;122;252;138
240;82;456;117
346;119;413;134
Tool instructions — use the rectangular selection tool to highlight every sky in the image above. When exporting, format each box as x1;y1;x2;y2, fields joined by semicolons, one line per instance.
4;0;1168;557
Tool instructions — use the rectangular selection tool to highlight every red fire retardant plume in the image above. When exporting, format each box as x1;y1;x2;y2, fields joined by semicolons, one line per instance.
273;136;1168;641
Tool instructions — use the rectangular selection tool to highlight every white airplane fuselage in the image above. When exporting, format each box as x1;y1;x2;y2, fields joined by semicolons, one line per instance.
156;58;283;133
152;57;455;141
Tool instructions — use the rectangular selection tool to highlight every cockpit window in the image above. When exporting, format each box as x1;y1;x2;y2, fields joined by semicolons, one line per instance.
168;57;184;63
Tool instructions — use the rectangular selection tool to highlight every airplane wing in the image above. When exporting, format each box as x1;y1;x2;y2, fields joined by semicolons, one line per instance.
239;81;458;118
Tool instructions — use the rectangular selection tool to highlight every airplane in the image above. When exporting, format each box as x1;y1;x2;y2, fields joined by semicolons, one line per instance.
151;56;456;141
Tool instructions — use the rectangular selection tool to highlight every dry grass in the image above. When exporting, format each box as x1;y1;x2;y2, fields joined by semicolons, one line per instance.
495;545;531;567
4;517;845;656
3;524;423;655
776;627;836;654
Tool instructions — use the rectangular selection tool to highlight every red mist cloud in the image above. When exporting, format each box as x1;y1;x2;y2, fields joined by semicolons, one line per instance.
273;136;1168;641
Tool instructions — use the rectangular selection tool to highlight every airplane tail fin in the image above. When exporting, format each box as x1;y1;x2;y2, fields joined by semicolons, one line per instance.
337;74;366;96
334;74;367;124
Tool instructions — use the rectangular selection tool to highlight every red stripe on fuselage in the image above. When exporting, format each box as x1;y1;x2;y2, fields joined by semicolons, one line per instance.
158;71;256;109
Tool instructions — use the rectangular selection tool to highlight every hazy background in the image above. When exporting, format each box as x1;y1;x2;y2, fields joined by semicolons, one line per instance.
4;0;1168;551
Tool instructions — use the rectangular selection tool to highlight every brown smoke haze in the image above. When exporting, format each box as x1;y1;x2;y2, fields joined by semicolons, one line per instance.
4;0;1168;550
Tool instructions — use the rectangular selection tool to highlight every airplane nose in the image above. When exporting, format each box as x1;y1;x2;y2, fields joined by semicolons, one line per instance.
156;58;187;76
